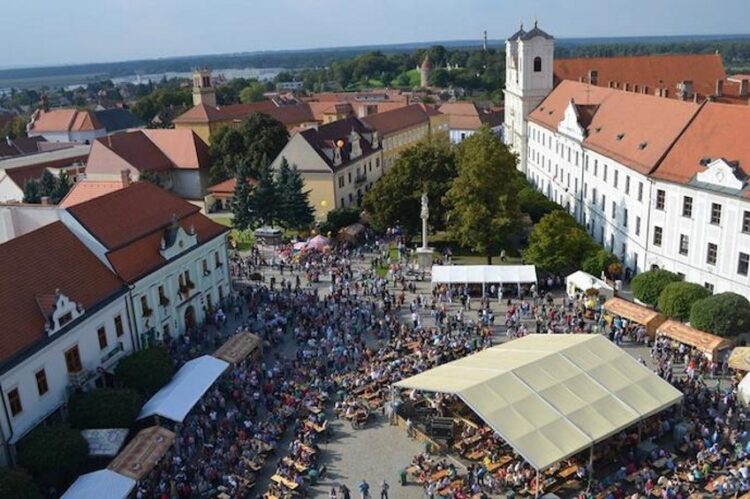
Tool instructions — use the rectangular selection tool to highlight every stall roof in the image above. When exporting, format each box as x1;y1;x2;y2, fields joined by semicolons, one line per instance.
213;332;262;365
108;426;176;481
657;320;733;355
62;470;135;499
603;297;665;326
729;347;750;372
431;265;537;285
566;271;614;293
138;355;228;423
81;428;129;457
395;334;682;471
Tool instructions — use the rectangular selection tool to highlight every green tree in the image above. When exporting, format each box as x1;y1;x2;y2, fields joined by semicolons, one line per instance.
209;113;289;183
231;159;255;231
39;170;56;198
690;292;750;337
22;179;41;204
318;207;360;237
0;468;40;499
657;281;711;321
0;116;28;139
115;347;174;396
239;81;267;103
246;159;278;227
518;186;562;223
50;170;71;204
581;249;620;278
524;211;598;273
363;136;457;238
277;158;315;230
17;426;88;480
445;127;520;263
68;388;142;429
631;269;681;306
138;169;163;187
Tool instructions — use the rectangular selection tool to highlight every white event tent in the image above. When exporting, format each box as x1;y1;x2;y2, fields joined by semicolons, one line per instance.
61;469;136;499
396;334;682;472
138;355;229;423
431;265;537;296
565;270;615;299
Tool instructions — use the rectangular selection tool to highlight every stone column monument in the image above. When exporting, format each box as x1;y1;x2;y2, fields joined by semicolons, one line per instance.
416;192;434;270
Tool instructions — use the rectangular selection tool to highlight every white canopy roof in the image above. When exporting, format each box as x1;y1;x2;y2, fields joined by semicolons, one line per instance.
62;469;135;499
396;334;682;471
431;265;537;285
138;355;228;423
566;271;614;296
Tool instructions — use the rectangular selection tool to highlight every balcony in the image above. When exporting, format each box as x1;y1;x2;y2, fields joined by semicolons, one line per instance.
354;173;367;185
100;341;125;368
68;369;94;387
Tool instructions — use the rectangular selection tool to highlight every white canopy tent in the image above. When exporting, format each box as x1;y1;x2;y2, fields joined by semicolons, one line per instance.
739;372;750;407
565;271;614;300
138;355;229;423
62;469;135;499
396;334;682;471
431;265;537;297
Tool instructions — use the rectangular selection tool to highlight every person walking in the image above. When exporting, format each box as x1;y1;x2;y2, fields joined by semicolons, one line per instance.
340;484;351;499
380;479;389;499
358;479;370;499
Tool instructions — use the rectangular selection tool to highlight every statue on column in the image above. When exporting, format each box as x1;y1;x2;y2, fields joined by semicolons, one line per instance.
420;192;429;249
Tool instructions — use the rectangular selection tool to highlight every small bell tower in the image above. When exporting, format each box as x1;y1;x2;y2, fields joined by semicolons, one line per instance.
192;68;216;107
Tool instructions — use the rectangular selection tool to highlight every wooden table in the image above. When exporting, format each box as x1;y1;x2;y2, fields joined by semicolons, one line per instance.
431;469;451;481
558;464;578;479
300;443;317;455
271;474;299;490
282;457;308;473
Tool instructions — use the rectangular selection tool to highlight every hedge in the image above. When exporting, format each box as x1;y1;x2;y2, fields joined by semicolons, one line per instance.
69;388;142;429
631;269;681;306
115;347;174;396
657;281;711;321
17;426;88;479
0;468;40;499
689;292;750;337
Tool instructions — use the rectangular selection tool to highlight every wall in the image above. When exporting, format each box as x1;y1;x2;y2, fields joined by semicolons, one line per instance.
0;205;59;245
171;170;206;200
175;122;212;145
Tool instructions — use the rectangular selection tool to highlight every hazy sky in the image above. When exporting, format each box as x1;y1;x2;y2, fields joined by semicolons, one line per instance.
4;0;749;68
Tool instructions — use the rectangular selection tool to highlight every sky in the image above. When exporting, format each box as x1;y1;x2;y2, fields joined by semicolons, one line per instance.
3;0;749;68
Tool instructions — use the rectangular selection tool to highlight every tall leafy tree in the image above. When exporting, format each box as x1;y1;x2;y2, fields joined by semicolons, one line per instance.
22;179;41;204
524;211;598;273
231;160;255;231
51;170;71;204
281;164;315;230
239;81;268;103
209;113;289;183
445;127;520;263
362;135;457;239
246;157;278;227
39;170;56;198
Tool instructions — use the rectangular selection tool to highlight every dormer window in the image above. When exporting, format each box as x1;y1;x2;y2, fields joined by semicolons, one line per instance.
58;312;73;327
616;133;625;141
638;142;648;150
533;57;542;72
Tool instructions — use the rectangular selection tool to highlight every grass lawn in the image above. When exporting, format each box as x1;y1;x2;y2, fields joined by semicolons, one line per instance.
424;232;524;265
213;217;233;228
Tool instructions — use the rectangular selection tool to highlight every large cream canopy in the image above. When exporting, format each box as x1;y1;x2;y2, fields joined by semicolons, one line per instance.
396;334;682;471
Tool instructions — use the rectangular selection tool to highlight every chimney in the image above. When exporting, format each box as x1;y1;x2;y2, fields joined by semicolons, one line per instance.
740;79;749;97
40;196;51;206
121;169;132;187
41;94;49;113
716;79;724;97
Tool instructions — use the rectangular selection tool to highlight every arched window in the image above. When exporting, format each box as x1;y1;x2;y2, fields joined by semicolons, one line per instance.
533;56;542;72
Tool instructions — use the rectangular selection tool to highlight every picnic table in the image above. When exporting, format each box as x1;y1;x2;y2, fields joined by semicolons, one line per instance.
431;469;451;482
558;464;578;479
465;449;486;461
282;457;308;473
271;474;300;490
439;479;464;496
304;420;327;433
299;443;317;455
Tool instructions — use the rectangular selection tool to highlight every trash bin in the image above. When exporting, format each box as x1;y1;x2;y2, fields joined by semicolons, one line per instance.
399;468;407;486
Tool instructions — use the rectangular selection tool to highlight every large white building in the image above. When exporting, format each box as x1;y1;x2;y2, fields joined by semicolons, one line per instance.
504;23;750;296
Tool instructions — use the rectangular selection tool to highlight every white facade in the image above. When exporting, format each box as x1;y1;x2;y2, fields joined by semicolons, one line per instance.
448;125;503;145
0;293;134;466
28;129;106;144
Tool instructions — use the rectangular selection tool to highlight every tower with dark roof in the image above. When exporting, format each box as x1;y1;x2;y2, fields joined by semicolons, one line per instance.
503;21;554;173
420;56;433;88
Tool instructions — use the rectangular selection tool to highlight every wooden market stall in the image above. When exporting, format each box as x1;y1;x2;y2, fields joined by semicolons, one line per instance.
726;347;750;371
602;297;667;338
213;331;263;365
656;320;734;362
108;426;176;481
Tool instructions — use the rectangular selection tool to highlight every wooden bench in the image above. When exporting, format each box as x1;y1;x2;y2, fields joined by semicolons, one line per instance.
271;474;300;491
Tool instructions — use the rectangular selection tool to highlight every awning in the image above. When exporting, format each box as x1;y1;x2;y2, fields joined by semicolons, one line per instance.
62;470;135;499
656;320;733;357
603;297;666;335
213;332;262;365
138;355;229;423
395;334;682;471
566;271;614;298
431;265;537;285
729;347;750;372
108;426;176;481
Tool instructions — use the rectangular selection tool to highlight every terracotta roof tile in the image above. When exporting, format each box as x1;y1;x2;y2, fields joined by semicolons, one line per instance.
92;133;173;173
143;129;209;170
207;177;256;195
0;222;124;365
30;109;105;133
361;104;429;136
58;180;126;208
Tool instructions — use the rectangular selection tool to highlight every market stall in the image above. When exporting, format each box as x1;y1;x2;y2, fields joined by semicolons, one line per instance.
213;331;263;365
729;347;750;372
565;271;615;300
655;320;734;362
108;426;176;480
61;470;135;499
431;265;537;297
602;297;666;338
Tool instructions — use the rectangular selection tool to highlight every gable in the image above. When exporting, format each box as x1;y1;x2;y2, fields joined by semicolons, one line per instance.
695;158;744;191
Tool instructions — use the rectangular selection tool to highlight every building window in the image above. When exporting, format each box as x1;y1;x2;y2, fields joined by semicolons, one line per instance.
679;235;689;256
711;203;722;225
35;369;48;396
592;188;597;205
707;243;718;265
609;234;615;251
682;196;693;218
376;158;380;168
635;216;641;236
603;164;608;182
613;170;619;188
638;182;643;202
655;189;665;210
338;176;344;188
653;226;663;247
704;282;714;293
347;172;352;184
739;252;750;276
601;194;606;211
340;197;344;207
114;315;124;337
65;346;82;374
743;211;750;234
97;327;108;350
611;201;616;218
623;208;628;227
625;176;630;194
58;312;73;327
202;259;208;275
7;389;21;417
533;56;542;72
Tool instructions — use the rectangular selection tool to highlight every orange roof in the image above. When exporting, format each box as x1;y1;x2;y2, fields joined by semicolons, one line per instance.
554;53;727;101
438;102;503;131
207;177;256;195
361;104;429;136
530;80;700;175
0;222;125;366
143;129;209;170
30;109;104;133
58;179;126;208
173;100;314;127
652;102;750;187
656;319;733;355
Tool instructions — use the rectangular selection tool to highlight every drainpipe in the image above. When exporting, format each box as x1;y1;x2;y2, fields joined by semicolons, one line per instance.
0;382;15;465
124;284;140;351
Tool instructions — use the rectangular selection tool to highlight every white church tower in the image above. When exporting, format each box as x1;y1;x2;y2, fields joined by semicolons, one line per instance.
503;21;554;173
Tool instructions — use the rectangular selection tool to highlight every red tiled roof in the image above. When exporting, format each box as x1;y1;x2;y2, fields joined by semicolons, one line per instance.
173;100;315;127
0;222;124;365
4;157;87;191
97;133;173;172
143;129;209;170
652;102;750;189
361;104;429;136
553;54;727;101
29;109;105;133
438;102;501;130
207;177;256;195
58;179;126;208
